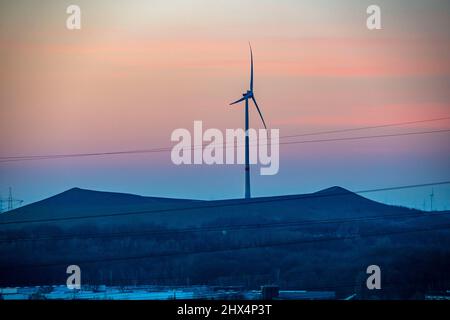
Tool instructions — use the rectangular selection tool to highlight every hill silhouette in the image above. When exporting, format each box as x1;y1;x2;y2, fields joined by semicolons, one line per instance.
0;186;412;227
1;187;449;299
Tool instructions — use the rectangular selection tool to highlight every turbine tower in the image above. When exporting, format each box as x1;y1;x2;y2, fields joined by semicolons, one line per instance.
229;43;267;199
430;188;434;211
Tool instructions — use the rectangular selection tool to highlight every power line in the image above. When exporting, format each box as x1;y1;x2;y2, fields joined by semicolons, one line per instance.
0;180;449;226
279;129;450;146
1;209;449;244
1;128;449;163
1;222;449;270
0;116;449;163
280;116;450;139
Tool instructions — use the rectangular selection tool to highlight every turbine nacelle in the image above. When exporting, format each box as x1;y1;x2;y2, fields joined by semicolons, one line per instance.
242;91;253;98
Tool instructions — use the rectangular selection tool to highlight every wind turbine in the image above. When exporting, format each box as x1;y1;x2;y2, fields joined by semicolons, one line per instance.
229;43;267;199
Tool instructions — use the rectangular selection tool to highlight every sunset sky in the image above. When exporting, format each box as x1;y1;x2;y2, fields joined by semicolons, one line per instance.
1;0;449;209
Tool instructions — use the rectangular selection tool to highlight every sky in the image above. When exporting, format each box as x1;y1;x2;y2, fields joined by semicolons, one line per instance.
0;0;450;210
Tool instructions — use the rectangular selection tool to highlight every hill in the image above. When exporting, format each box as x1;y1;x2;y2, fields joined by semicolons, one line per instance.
0;187;449;299
0;186;415;228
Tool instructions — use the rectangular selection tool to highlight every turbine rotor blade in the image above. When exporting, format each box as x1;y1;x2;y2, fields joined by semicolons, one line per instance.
230;96;246;105
249;43;254;91
251;96;267;129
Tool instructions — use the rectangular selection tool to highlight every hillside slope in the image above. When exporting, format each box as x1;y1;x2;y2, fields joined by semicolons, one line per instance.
1;187;449;299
